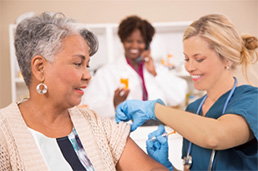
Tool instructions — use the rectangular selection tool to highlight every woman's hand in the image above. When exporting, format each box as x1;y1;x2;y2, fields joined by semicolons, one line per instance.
113;87;130;109
115;99;165;131
146;125;173;170
141;50;157;76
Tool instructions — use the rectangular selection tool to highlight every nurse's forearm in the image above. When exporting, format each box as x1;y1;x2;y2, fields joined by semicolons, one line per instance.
154;103;221;149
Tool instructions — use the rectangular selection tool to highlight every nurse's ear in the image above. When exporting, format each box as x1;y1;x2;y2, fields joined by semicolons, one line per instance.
224;60;233;71
31;55;48;82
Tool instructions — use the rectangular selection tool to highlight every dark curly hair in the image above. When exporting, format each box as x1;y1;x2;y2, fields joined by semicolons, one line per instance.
118;15;155;46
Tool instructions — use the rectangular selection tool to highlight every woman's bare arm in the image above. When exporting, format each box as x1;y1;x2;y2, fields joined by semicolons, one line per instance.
155;103;253;150
116;137;168;171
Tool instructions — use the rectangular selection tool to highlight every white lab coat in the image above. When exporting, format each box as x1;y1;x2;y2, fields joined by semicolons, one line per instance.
81;56;188;119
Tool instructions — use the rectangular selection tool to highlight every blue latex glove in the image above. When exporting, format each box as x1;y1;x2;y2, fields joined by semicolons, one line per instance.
115;99;165;132
146;125;173;171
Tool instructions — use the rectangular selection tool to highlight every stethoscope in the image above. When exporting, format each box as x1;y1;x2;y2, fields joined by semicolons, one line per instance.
183;77;238;170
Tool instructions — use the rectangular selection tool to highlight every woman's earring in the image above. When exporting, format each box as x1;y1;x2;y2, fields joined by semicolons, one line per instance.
226;66;230;71
36;83;48;94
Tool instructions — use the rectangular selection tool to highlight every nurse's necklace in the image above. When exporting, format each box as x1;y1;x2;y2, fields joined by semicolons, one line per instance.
183;77;238;170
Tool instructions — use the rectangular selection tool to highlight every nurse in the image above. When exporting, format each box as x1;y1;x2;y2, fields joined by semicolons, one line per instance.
115;14;258;170
82;15;188;120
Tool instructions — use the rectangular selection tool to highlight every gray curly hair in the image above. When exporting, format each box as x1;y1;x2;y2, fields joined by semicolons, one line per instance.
15;11;98;87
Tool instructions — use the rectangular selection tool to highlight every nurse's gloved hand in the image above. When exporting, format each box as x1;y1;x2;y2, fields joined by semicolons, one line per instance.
146;125;173;171
115;99;165;132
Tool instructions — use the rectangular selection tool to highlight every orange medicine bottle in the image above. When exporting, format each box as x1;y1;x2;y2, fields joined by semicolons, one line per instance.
120;72;129;89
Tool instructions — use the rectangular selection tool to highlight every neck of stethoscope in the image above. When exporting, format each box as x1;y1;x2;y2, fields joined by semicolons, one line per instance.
222;77;237;113
185;77;238;169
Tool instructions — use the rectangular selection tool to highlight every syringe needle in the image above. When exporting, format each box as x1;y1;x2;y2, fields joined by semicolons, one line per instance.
167;130;176;136
150;130;176;141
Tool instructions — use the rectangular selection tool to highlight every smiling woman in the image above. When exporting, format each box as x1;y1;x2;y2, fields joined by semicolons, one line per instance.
0;11;168;171
82;15;188;121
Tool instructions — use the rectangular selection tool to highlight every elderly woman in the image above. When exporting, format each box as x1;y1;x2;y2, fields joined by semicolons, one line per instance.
0;12;167;170
116;14;258;170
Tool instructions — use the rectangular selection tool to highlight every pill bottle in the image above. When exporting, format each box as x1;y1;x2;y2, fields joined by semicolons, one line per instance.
120;72;129;89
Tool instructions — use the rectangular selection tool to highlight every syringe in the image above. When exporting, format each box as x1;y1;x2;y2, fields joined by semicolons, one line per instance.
150;130;176;141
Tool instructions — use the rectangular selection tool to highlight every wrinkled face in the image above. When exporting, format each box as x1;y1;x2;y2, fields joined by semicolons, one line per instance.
44;35;91;108
123;29;146;60
183;36;226;91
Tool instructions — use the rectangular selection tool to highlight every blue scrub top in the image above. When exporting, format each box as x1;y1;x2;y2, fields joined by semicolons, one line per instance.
182;85;258;170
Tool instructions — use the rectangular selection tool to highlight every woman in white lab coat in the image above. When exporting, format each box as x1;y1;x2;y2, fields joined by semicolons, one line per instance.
82;15;188;119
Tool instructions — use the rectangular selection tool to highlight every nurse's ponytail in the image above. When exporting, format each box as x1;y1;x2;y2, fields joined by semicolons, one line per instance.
240;35;258;83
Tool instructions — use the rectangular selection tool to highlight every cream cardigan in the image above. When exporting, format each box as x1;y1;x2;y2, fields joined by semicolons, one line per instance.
0;102;130;170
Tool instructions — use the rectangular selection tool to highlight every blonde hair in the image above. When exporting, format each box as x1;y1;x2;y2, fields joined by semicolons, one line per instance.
183;14;258;83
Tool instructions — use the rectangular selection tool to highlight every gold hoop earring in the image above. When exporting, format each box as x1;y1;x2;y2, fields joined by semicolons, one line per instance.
36;83;48;94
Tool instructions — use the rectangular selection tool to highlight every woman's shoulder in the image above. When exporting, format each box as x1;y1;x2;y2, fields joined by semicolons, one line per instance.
232;84;258;100
72;106;117;129
227;84;258;109
236;84;258;93
0;102;18;119
72;106;103;121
